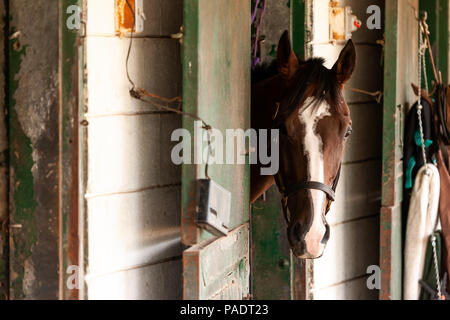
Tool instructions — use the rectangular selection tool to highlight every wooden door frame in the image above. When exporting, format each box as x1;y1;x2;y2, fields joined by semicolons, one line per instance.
181;0;251;300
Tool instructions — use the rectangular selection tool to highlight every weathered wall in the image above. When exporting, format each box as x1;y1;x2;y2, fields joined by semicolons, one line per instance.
258;0;291;64
84;0;183;299
307;0;384;300
0;0;8;300
8;0;61;299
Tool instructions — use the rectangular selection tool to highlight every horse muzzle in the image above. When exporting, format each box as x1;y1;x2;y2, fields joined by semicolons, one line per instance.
288;219;330;259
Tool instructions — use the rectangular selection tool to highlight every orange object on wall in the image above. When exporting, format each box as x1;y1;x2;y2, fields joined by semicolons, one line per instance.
115;0;135;36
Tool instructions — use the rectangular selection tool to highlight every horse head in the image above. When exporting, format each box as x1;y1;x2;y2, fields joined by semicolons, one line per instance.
252;31;356;259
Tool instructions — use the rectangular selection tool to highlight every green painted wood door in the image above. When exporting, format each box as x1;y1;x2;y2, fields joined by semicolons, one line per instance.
419;0;449;88
250;0;307;300
381;0;449;301
181;0;251;300
380;0;420;300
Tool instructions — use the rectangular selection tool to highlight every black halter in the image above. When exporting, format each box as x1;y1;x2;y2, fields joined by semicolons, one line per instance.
275;165;342;225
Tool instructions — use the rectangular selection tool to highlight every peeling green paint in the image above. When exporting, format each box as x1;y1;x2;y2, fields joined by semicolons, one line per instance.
60;0;82;300
182;0;251;299
182;0;250;245
4;0;79;300
0;1;8;301
291;0;306;59
251;187;290;300
8;26;37;299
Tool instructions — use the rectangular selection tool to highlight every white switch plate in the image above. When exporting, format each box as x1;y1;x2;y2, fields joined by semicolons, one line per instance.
134;0;145;33
329;2;361;41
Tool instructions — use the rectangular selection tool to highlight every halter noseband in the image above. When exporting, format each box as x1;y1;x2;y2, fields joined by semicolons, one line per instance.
275;165;342;225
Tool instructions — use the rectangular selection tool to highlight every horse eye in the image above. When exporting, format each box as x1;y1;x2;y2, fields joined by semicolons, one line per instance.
344;127;353;139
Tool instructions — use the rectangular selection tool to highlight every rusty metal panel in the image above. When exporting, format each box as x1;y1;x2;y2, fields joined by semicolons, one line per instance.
181;0;251;246
115;0;144;35
115;0;135;34
183;224;250;300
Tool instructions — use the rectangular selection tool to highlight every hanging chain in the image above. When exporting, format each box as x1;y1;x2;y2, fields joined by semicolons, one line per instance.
417;23;428;171
422;49;429;95
417;16;442;300
431;234;443;299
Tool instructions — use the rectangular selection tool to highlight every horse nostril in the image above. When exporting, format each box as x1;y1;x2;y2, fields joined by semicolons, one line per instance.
289;222;302;242
321;223;330;244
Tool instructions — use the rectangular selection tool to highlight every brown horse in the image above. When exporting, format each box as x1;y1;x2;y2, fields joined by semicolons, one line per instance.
251;31;356;259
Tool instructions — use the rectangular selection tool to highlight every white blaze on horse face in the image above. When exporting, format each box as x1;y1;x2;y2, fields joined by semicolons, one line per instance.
298;97;331;257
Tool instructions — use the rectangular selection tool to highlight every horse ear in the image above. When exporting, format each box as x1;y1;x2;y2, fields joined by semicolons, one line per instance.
411;83;430;99
277;30;299;80
411;83;420;96
332;40;356;85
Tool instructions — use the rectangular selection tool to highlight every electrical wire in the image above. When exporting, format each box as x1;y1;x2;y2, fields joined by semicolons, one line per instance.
124;0;213;179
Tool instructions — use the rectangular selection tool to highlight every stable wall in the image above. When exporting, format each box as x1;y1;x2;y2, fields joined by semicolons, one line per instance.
7;0;62;299
0;0;7;300
84;0;183;299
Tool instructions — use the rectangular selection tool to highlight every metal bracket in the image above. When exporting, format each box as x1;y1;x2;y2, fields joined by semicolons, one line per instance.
329;1;361;41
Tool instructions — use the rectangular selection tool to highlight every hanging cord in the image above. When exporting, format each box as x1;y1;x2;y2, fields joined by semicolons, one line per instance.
349;88;383;104
417;21;429;173
125;0;136;89
124;0;213;179
422;46;429;95
251;0;267;69
420;17;441;87
251;0;261;24
417;14;442;300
